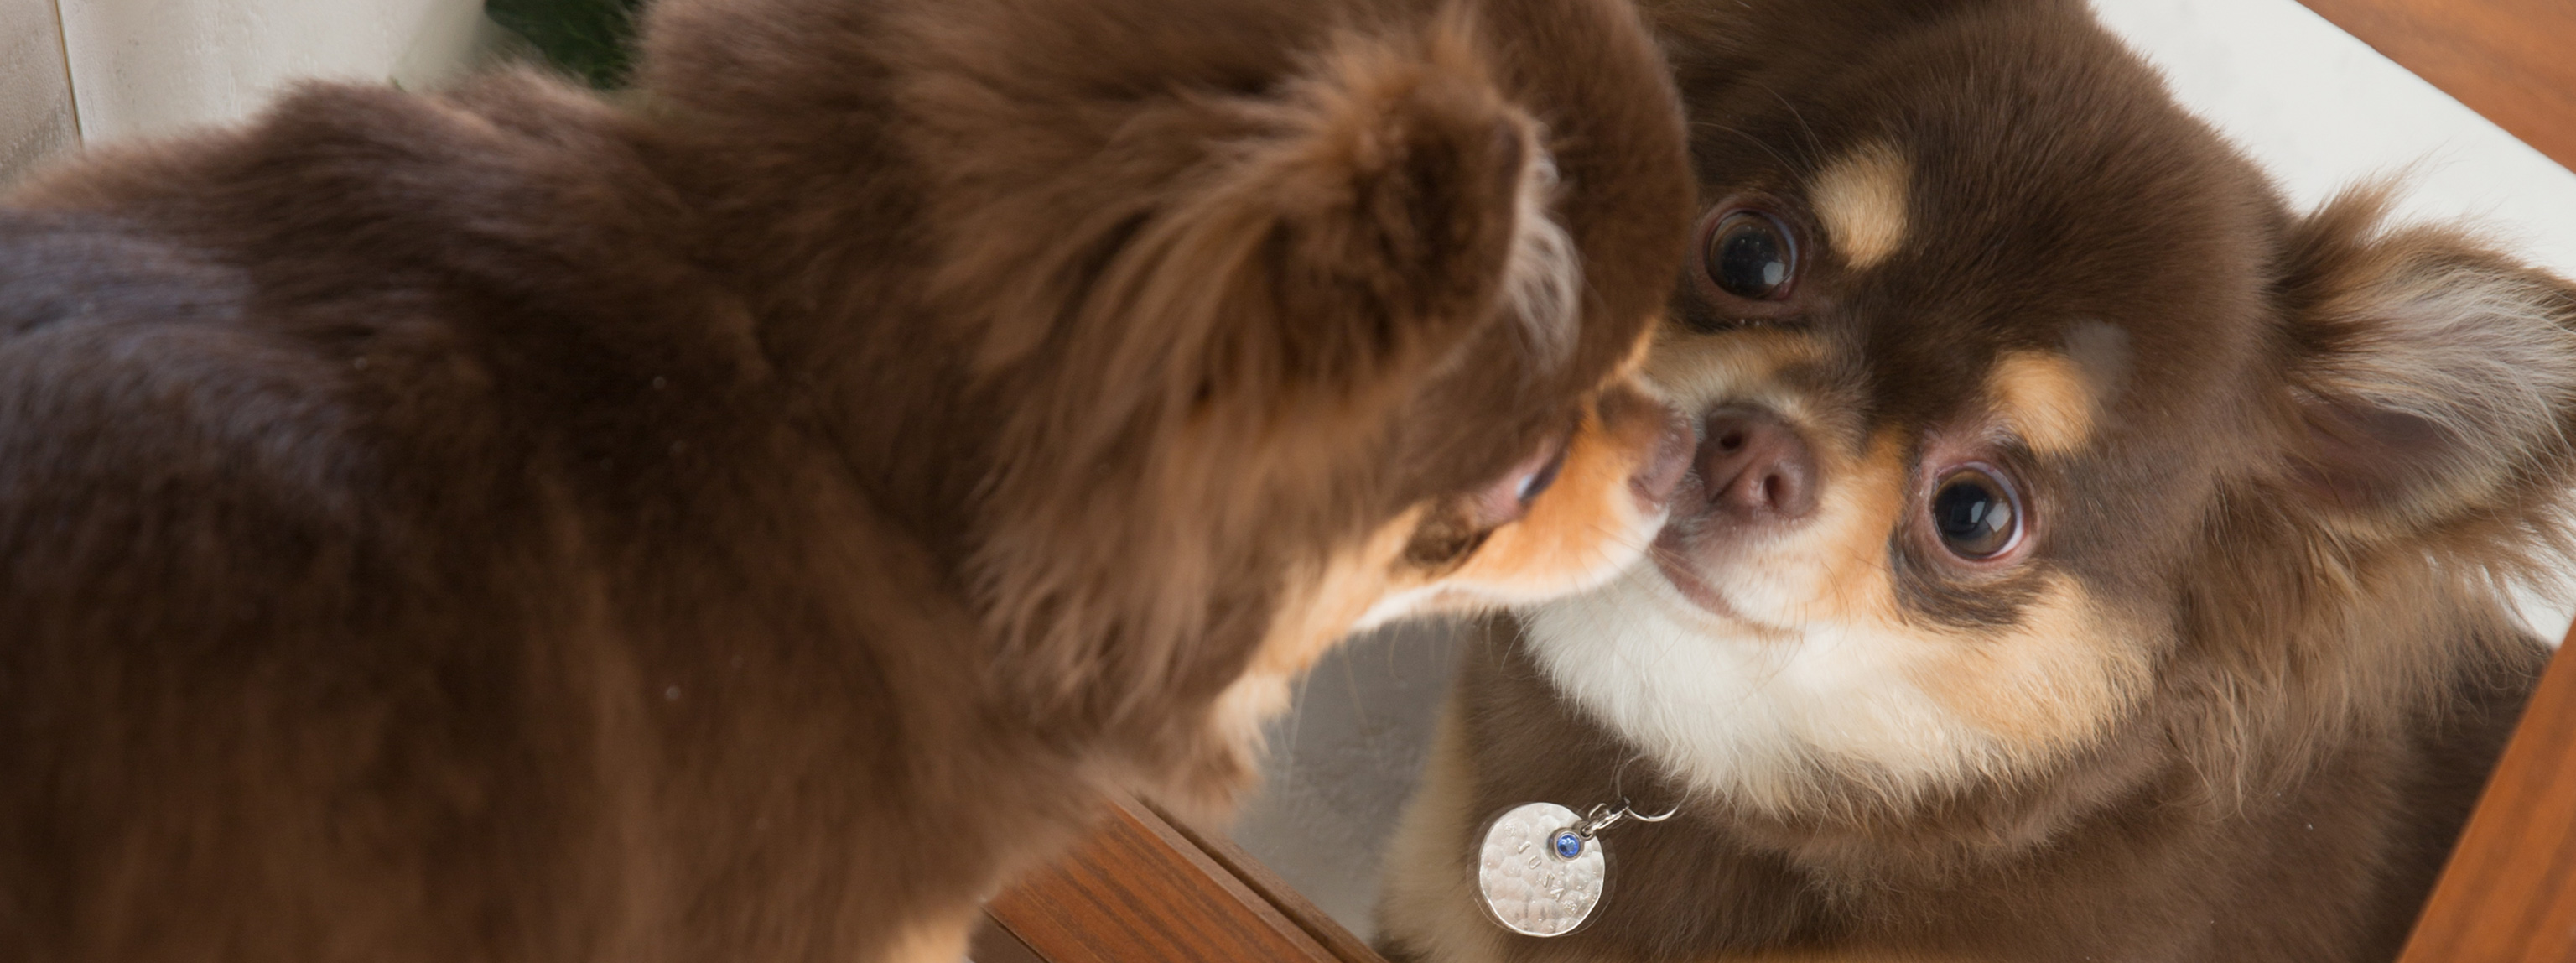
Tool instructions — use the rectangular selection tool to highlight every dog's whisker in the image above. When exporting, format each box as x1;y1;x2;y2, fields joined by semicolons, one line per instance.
1702;122;1798;170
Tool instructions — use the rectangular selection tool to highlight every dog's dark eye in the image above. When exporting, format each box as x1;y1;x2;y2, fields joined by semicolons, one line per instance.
1929;468;2021;560
1515;445;1568;503
1703;210;1797;300
1471;436;1572;528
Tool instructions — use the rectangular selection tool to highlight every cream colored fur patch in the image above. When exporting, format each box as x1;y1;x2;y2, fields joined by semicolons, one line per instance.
1810;142;1910;269
1525;564;2143;814
1987;351;2101;455
880;906;975;963
1644;327;1824;416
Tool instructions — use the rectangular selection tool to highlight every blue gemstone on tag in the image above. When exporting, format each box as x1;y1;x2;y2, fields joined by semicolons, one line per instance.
1553;830;1583;860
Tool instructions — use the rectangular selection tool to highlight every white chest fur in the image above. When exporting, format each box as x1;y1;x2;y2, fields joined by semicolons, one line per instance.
1519;563;2118;812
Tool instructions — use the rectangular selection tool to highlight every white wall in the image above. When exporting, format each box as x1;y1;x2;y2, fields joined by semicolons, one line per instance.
2092;0;2576;284
0;0;79;185
56;0;496;143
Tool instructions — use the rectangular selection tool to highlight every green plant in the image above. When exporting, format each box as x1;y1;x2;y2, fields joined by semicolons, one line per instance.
485;0;649;88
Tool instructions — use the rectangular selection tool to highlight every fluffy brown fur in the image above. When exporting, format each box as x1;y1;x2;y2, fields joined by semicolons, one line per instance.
1378;1;2575;960
0;0;1697;960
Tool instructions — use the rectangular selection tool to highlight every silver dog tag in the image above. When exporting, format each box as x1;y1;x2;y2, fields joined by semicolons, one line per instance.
1475;802;1607;937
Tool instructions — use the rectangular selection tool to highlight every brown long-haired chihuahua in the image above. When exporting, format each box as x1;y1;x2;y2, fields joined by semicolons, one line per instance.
1382;1;2574;960
0;0;1697;959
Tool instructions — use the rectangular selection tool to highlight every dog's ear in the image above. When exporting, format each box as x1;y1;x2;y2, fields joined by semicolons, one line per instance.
2274;187;2576;539
958;12;1576;735
1026;15;1569;433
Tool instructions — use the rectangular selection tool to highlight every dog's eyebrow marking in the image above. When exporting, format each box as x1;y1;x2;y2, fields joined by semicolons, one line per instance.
1810;141;1909;270
1987;351;2101;455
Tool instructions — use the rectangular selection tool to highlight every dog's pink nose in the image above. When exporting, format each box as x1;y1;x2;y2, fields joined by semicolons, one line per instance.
1630;403;1695;510
1699;408;1816;521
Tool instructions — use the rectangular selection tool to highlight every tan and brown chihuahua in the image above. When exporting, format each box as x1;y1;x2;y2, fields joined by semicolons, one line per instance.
1380;1;2576;960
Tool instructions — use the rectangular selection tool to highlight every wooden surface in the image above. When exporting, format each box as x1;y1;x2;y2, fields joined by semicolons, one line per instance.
1149;800;1388;963
969;916;1047;963
983;797;1380;963
2397;635;2576;963
2295;0;2576;170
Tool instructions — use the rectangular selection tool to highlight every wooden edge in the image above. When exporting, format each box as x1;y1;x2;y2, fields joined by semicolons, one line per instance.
1144;799;1390;963
2396;632;2576;963
984;794;1363;963
969;914;1047;963
2293;0;2576;171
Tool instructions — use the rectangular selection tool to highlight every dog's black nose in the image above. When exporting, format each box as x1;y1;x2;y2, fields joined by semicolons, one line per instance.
1698;408;1816;521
